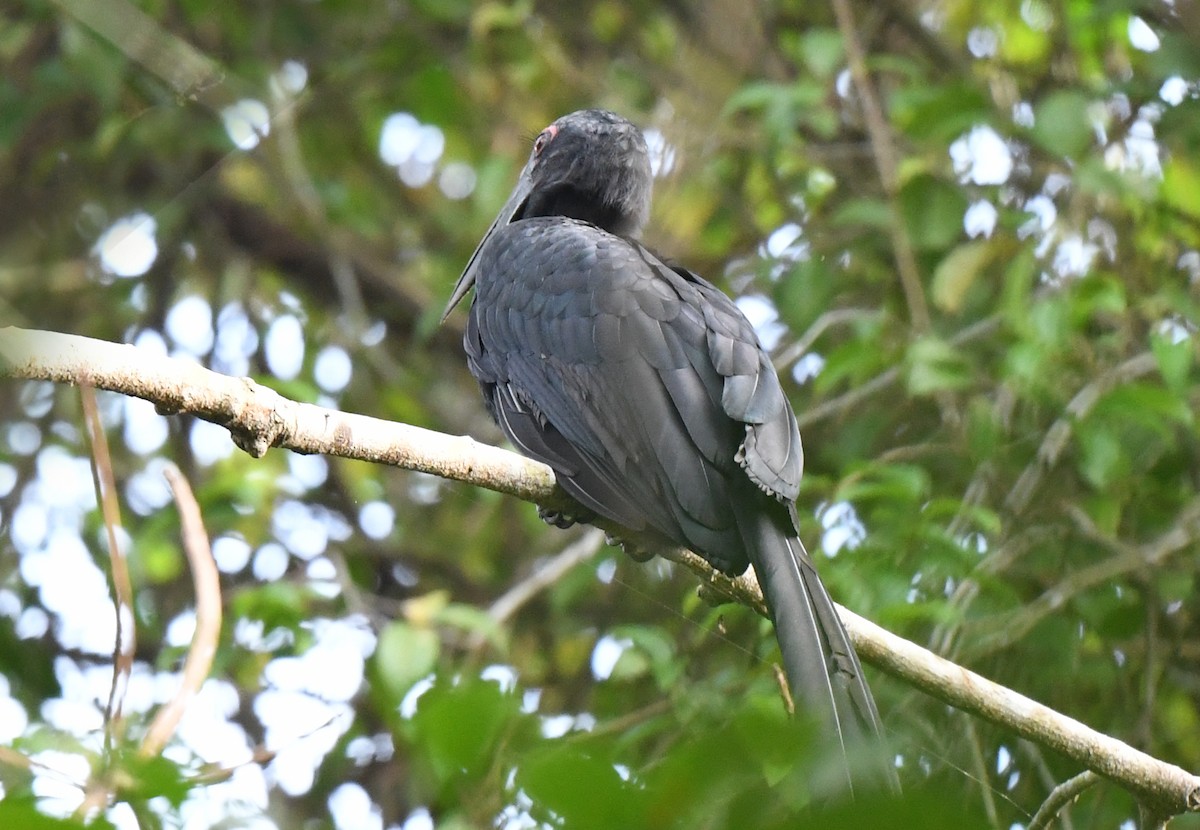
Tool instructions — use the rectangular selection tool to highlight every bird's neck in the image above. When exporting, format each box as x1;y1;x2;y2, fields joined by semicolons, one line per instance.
525;184;644;238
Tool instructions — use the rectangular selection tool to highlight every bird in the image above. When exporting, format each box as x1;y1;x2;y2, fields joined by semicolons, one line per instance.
444;108;892;794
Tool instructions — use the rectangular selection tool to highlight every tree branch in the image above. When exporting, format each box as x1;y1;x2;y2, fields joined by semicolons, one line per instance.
81;385;135;755
487;528;607;627
1005;352;1160;515
0;325;558;504
963;499;1200;660
49;0;234;114
139;464;221;759
794;313;1001;430
2;325;1198;817
1028;771;1099;830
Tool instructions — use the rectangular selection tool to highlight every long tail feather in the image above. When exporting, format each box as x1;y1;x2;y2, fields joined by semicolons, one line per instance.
735;503;897;795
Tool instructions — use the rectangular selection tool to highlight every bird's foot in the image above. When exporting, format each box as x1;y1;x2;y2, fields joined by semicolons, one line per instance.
604;533;655;562
537;505;589;529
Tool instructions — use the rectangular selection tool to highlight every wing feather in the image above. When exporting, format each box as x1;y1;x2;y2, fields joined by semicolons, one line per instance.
467;216;802;567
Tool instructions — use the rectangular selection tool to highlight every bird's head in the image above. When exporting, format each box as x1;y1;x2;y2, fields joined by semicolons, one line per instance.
444;109;653;320
521;109;652;237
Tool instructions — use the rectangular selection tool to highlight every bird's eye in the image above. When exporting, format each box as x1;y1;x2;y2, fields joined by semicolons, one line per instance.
533;125;558;156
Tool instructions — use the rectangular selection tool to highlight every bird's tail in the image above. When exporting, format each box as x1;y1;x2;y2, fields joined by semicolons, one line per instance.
735;502;896;795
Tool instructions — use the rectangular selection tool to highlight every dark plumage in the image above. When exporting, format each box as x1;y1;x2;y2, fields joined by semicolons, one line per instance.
445;109;891;793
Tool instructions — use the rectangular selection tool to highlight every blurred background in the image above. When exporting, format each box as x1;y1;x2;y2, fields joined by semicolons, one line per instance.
2;0;1200;827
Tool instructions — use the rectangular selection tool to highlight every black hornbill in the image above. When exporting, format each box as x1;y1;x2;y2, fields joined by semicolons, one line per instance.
445;109;891;792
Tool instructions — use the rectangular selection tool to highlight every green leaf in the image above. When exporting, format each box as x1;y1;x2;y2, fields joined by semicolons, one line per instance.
773;257;837;332
375;621;440;702
899;175;966;251
813;334;889;395
965;396;1000;460
1000;247;1038;324
1095;382;1194;431
229;582;314;636
1081;493;1123;537
410;675;517;785
723;81;788;115
1074;422;1123;489
1156;570;1195;607
1151;330;1194;392
905;337;973;395
1031;90;1093;158
932;241;992;313
798;28;844;78
138;536;184;584
1028;297;1071;350
1070;274;1126;320
433;603;506;651
0;801;115;830
518;745;644;829
732;697;811;787
839;463;931;506
465;0;529;30
1075;590;1141;639
1003;342;1045;390
829;197;891;231
607;624;680;688
113;750;194;808
892;83;992;140
725;79;832;140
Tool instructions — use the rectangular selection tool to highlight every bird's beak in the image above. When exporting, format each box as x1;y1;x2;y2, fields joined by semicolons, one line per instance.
441;164;534;322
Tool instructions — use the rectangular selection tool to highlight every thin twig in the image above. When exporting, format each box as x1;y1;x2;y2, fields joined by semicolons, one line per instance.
580;698;673;740
773;662;796;716
487;528;606;625
1028;771;1100;830
935;526;1063;660
965;718;1001;827
0;745;34;772
139;464;222;757
80;386;135;755
795;314;1001;429
1138;581;1161;749
796;359;903;431
772;308;876;372
191;745;279;785
965;499;1200;659
1005;352;1159;515
831;0;930;334
1021;740;1078;830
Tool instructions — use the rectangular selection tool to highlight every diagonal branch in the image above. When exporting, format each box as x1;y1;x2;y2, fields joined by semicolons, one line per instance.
49;0;235;114
964;498;1200;660
487;528;607;626
1005;352;1160;515
2;324;1198;817
794;313;1000;430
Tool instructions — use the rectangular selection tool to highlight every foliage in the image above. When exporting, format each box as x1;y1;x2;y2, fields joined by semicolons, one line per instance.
2;0;1200;827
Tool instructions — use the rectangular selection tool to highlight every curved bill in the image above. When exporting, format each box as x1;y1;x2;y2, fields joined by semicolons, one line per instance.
441;163;534;322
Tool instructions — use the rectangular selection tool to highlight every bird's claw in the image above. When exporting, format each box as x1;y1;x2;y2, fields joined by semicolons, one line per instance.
604;533;655;562
538;506;584;529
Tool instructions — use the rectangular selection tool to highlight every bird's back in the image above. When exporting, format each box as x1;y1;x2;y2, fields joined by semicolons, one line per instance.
465;216;803;573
